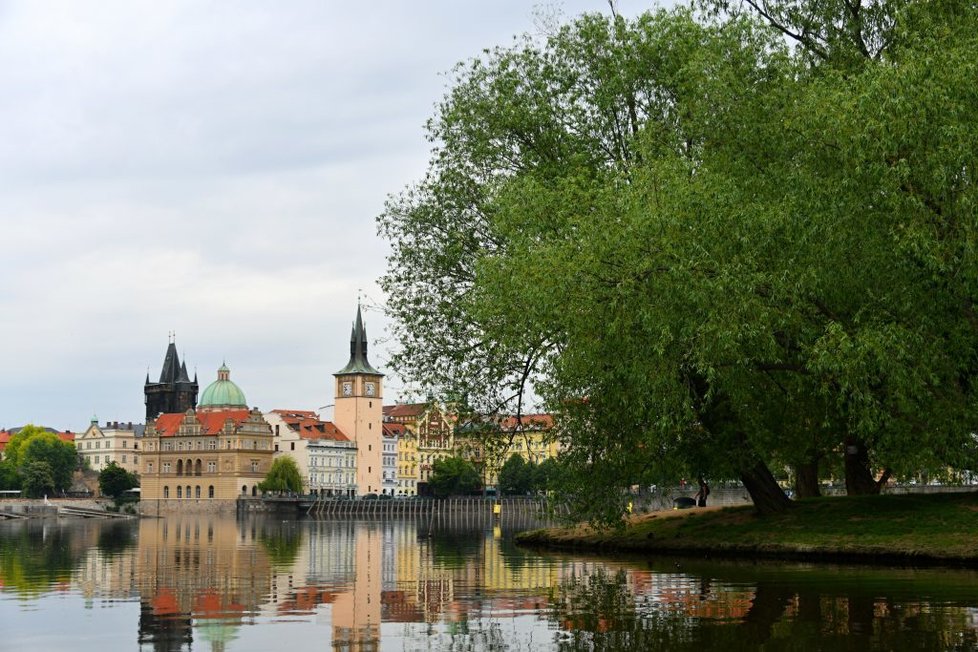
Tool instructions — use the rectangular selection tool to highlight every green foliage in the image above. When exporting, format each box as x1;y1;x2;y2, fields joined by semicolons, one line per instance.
428;457;482;497
6;426;77;495
98;461;139;500
0;459;20;490
498;454;559;495
20;460;55;498
258;456;304;494
380;2;978;523
498;454;532;495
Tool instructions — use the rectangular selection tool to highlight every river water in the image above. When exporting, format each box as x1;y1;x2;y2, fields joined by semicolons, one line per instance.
2;514;978;651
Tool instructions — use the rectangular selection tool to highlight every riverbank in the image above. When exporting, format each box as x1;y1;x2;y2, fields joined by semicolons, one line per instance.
516;491;978;566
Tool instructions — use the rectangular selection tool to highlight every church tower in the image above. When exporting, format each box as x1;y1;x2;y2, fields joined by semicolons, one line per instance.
333;305;384;496
144;339;198;421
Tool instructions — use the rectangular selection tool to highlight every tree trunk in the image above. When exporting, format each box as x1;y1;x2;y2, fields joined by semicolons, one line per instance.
793;460;821;498
844;437;883;495
739;460;792;515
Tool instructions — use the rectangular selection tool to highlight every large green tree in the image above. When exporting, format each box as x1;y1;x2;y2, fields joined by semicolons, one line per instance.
428;457;482;497
380;2;978;522
98;462;139;500
5;426;78;495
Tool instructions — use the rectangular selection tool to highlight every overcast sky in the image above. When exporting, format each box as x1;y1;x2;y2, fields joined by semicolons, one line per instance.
0;0;654;431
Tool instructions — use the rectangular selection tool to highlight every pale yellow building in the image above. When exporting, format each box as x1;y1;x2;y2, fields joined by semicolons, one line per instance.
457;414;560;490
383;402;455;493
76;419;143;475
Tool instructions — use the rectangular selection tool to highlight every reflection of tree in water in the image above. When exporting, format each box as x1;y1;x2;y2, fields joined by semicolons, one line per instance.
549;566;978;652
96;520;138;558
0;522;86;597
429;528;483;570
257;520;302;569
550;568;692;651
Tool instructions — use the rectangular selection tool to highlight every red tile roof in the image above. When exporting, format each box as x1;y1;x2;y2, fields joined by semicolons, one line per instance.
383;423;406;437
153;409;252;437
497;414;554;430
270;409;350;442
383;403;427;418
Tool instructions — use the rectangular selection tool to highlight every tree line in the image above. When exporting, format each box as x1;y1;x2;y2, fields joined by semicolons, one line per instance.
379;0;978;522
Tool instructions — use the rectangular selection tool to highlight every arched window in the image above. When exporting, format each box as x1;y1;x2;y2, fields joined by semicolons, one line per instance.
163;486;169;498
208;485;214;498
195;486;201;498
241;485;247;495
176;460;183;476
251;485;257;497
176;486;182;498
185;485;191;498
195;459;202;475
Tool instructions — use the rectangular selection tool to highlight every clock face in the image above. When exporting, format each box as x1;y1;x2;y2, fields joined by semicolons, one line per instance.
342;382;353;397
365;382;376;397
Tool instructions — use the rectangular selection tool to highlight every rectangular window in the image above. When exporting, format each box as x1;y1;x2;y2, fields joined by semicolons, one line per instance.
95;456;100;463
207;462;216;473
208;439;216;450
163;442;172;451
251;461;259;472
122;454;127;463
163;462;171;473
148;462;154;472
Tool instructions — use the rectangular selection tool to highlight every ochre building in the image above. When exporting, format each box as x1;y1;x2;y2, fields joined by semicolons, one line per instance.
140;365;273;503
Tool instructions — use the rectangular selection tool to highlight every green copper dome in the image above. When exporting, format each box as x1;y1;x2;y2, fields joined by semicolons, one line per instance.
199;363;247;408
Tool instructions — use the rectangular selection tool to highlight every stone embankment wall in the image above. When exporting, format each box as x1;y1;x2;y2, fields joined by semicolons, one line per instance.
138;499;245;516
0;498;109;518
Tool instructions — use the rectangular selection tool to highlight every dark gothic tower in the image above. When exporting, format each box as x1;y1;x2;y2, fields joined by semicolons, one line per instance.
144;340;198;420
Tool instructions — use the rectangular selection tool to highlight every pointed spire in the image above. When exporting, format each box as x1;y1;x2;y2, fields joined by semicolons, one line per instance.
158;341;181;383
335;304;383;376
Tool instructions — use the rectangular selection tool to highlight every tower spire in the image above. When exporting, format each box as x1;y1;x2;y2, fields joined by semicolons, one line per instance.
335;304;382;376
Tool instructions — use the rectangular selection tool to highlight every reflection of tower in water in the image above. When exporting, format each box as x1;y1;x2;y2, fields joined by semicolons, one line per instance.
331;522;383;650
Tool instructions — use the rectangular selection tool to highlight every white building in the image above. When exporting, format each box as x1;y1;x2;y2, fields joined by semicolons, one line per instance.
382;429;397;496
265;409;357;495
308;437;357;497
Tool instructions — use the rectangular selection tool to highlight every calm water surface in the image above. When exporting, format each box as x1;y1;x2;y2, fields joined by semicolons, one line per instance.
2;514;978;651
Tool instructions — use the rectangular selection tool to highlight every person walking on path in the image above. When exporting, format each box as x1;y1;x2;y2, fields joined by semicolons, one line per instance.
694;477;710;507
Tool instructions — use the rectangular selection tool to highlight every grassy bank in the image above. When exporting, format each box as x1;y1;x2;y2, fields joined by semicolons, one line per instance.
517;491;978;565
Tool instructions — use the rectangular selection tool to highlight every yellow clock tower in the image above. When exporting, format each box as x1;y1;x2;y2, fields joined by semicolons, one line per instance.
333;305;384;495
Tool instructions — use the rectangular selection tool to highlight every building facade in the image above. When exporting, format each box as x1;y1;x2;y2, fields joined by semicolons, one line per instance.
308;436;357;496
383;403;455;495
265;409;357;496
76;419;143;474
140;365;273;502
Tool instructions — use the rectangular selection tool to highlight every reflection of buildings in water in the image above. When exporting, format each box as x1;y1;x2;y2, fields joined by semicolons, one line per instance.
276;520;580;647
76;545;139;602
134;517;272;652
627;570;754;621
